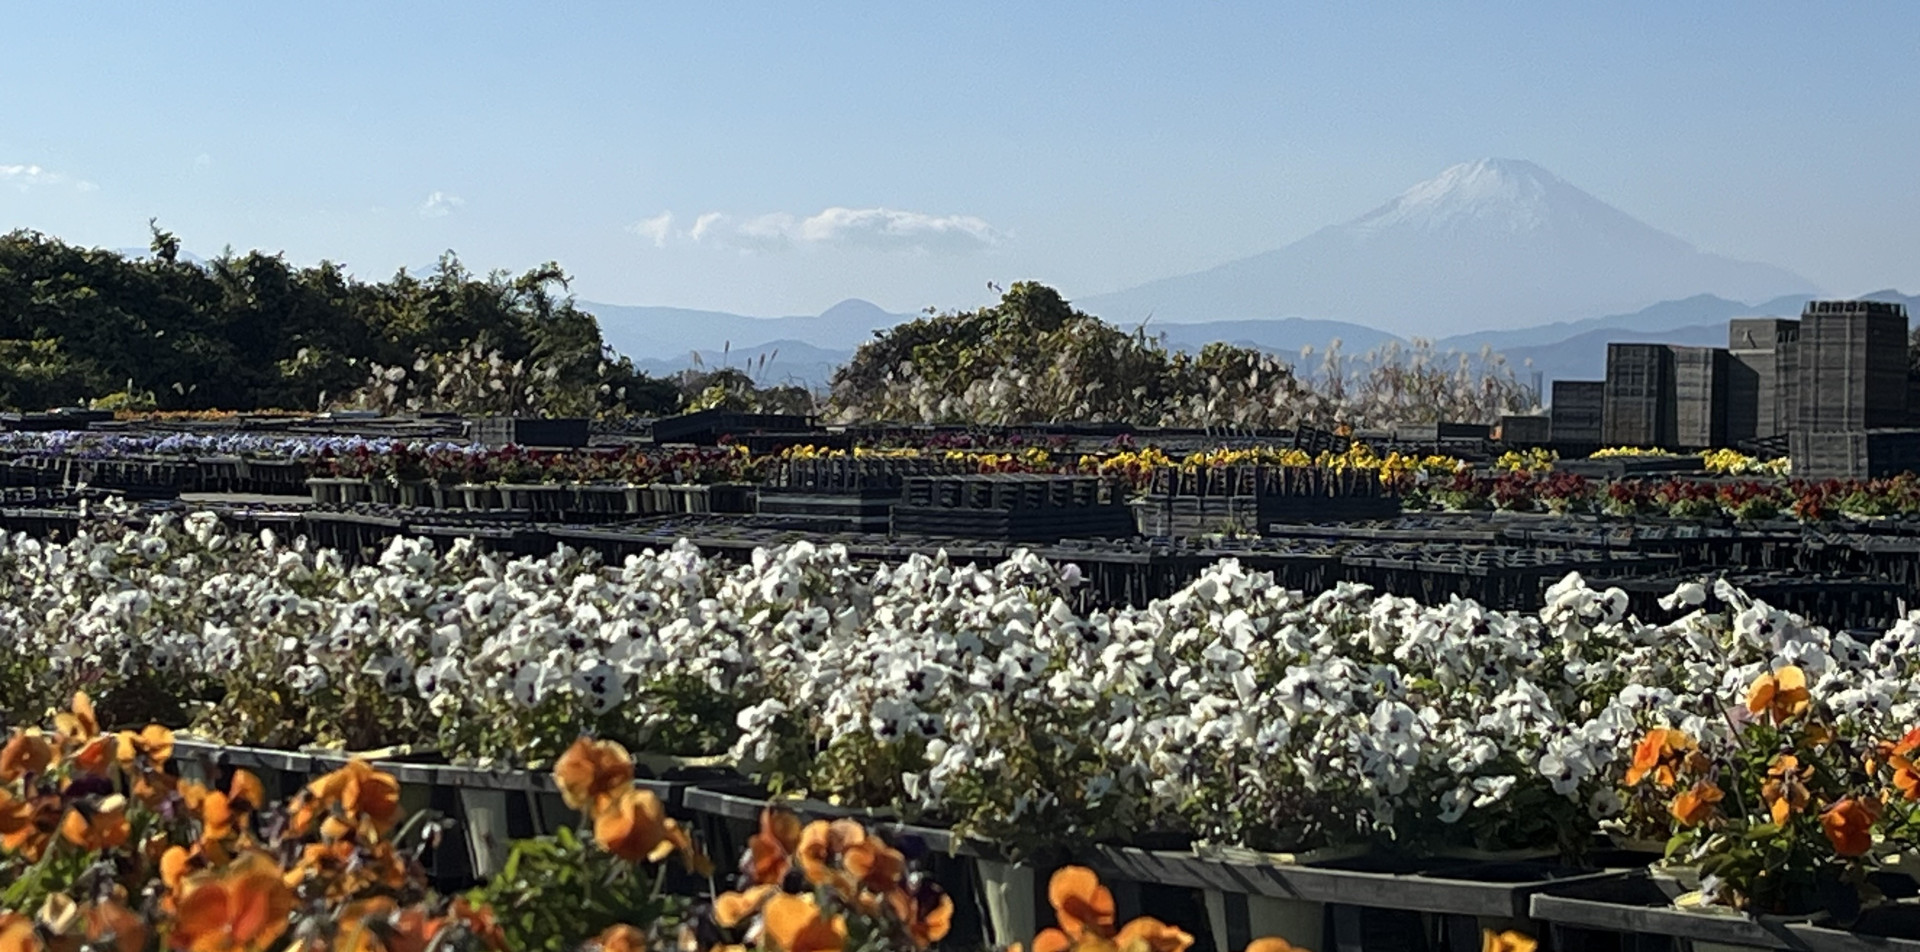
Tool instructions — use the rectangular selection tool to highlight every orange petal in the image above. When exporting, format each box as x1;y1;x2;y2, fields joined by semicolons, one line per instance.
1034;928;1074;952
1775;666;1807;693
1746;674;1775;716
1048;866;1116;939
762;893;847;952
1246;940;1303;952
1115;917;1195;952
227;771;265;812
714;884;777;929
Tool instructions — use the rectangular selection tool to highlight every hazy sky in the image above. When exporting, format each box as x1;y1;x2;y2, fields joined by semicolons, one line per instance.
3;2;1916;317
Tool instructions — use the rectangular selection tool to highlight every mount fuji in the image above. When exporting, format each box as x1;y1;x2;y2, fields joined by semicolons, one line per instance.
1077;159;1818;338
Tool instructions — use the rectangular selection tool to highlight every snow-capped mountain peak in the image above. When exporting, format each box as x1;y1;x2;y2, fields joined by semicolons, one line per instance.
1352;158;1591;236
1078;158;1818;335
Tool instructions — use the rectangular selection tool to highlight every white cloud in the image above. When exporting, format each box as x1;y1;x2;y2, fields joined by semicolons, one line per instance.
634;206;1004;254
2;163;94;192
418;191;465;218
627;211;674;247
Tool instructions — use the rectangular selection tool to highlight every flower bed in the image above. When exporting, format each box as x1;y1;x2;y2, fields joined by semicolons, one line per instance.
10;506;1920;869
17;504;1920;944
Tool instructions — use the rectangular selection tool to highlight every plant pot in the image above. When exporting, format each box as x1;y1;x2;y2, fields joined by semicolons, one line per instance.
974;858;1039;948
456;484;498;511
397;481;432;508
306;477;357;505
529;790;576;838
680;485;711;514
1204;891;1325;952
1605;832;1672;855
1672;900;1775;952
456;788;513;879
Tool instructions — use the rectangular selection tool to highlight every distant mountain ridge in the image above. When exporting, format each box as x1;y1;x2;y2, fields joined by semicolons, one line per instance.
1077;158;1818;337
585;289;1917;391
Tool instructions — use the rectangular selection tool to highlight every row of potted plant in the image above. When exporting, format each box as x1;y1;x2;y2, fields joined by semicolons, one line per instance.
0;431;431;460
11;504;1920;892
12;689;1224;952
1405;471;1920;522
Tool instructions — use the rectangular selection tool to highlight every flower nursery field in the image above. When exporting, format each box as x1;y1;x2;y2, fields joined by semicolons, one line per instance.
12;422;1920;950
10;494;1920;950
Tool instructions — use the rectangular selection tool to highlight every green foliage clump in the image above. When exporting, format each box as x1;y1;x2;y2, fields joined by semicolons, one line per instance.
0;227;679;416
829;282;1325;428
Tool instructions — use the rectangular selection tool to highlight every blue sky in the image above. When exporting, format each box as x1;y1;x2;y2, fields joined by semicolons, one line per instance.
3;2;1916;317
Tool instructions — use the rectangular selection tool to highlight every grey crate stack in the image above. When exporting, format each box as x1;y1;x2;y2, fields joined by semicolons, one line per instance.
1788;301;1911;480
893;474;1136;542
1602;343;1671;447
1670;346;1728;450
1497;414;1551;446
1791;429;1920;481
1727;318;1799;441
471;417;591;448
1549;380;1604;448
1795;300;1908;433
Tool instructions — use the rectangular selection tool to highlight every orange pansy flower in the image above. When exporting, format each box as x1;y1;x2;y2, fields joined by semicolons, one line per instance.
553;738;635;812
161;845;203;895
1671;780;1724;827
762;893;847;952
1895;727;1920;758
1625;728;1693;788
60;795;132;852
840;833;906;895
1114;917;1195;952
200;791;237;843
115;725;175;768
1747;666;1811;725
72;736;115;777
1245;940;1305;952
226;770;265;814
748;808;803;886
1822;797;1879;857
714;883;778;929
796;819;869;890
0;914;39;952
1049;866;1117;940
55;692;100;742
887;887;955;948
1893;756;1920;802
303;760;402;836
1483;930;1539;952
589;924;648;952
169;851;295;952
80;901;147;952
0;732;53;782
1762;754;1810;825
1033;929;1073;952
435;898;506;951
593;787;677;863
0;792;61;861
